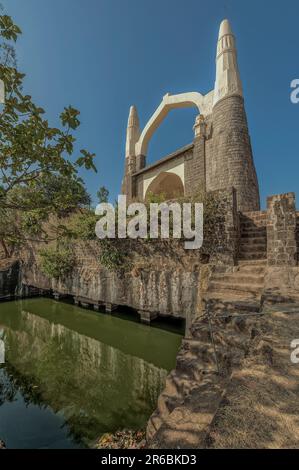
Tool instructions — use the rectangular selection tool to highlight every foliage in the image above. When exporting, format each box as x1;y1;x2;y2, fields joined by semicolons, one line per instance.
39;246;74;280
32;175;91;216
94;429;146;449
144;191;166;204
0;9;96;257
67;210;98;241
20;209;48;237
96;186;109;204
99;239;127;271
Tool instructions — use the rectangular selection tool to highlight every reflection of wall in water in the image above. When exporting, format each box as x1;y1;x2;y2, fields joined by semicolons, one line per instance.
2;310;167;433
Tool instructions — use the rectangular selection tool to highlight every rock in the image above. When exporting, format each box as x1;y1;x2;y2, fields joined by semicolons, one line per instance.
94;429;146;449
0;440;6;449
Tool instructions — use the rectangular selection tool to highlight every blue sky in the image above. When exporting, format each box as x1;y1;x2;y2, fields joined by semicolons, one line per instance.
3;0;299;207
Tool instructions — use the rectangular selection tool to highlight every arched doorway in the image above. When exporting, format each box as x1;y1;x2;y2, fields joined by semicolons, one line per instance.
145;172;184;200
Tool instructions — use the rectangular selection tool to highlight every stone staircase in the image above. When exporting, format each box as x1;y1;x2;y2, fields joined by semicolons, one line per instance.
204;211;268;313
239;211;267;261
148;211;275;448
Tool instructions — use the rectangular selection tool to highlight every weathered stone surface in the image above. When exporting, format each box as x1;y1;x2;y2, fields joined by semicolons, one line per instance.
267;193;297;266
147;307;263;448
206;95;260;212
0;260;20;300
20;239;203;323
264;266;299;303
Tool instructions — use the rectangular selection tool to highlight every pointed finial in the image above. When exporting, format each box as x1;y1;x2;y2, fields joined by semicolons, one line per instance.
126;105;140;158
217;19;236;58
213;19;242;107
218;19;233;38
128;105;140;128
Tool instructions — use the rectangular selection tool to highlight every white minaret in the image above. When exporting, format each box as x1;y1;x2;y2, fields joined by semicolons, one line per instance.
125;105;140;158
213;19;243;107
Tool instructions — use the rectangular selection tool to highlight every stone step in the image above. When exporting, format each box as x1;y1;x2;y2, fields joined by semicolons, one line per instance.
203;295;262;313
241;219;266;224
212;273;265;285
212;261;267;275
239;245;267;255
240;247;267;255
240;230;266;238
240;217;267;224
241;239;267;247
240;211;267;218
241;227;266;234
241;210;267;217
208;281;263;296
241;214;267;220
239;244;267;252
240;215;267;221
235;264;266;275
241;228;266;235
241;233;266;241
240;246;267;254
238;259;267;266
238;253;267;261
241;222;267;230
241;235;266;242
241;242;266;249
240;238;267;246
240;222;267;229
242;219;267;224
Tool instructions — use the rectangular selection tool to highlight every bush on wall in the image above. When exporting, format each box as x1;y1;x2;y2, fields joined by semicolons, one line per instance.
39;246;75;280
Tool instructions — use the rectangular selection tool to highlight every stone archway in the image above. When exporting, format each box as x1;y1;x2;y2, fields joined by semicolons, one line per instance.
145;172;184;200
135;91;214;157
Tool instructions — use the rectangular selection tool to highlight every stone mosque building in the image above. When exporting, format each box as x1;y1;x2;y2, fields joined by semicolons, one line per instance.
122;19;260;213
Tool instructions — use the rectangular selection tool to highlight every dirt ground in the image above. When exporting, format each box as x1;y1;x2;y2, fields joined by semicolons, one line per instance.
206;303;299;448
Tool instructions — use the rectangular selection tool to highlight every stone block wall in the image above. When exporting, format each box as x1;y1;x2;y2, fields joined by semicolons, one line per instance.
209;187;240;265
184;137;205;197
267;192;297;266
0;260;20;300
20;239;203;324
206;95;260;212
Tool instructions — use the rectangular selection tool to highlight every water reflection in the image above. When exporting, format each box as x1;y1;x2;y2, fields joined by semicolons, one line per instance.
0;298;182;448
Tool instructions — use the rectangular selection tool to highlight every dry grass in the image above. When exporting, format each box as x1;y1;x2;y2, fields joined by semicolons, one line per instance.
206;305;299;448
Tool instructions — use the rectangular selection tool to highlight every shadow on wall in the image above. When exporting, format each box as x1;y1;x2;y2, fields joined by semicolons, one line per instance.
145;172;184;200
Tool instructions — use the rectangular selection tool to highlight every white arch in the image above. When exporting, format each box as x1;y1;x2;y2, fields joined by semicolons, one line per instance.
135;90;214;156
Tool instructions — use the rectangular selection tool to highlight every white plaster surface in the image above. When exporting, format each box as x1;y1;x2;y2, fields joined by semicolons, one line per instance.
142;156;185;198
135;91;214;157
213;19;243;106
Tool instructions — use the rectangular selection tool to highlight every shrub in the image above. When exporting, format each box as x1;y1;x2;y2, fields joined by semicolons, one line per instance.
99;239;127;271
21;210;48;236
68;210;98;240
39;246;74;280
